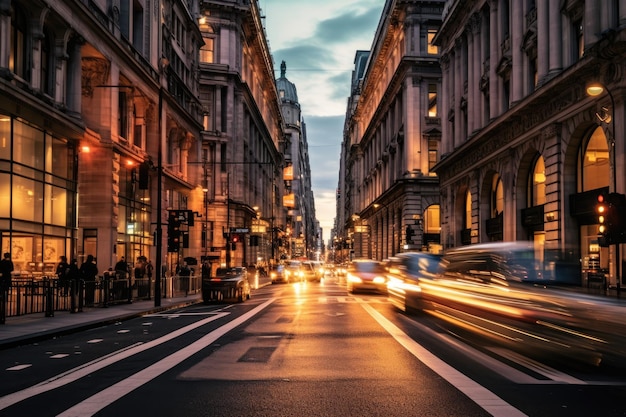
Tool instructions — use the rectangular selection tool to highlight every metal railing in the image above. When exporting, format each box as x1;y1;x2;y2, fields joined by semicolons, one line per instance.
0;274;201;324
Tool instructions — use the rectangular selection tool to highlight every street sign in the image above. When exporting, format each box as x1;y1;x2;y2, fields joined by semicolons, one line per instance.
230;227;249;233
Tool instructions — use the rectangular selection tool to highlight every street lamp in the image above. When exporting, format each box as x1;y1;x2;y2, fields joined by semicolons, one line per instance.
586;82;620;292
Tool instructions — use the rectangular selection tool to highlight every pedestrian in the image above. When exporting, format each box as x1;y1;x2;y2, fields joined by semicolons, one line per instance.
80;255;98;305
115;256;128;280
0;252;14;292
56;255;70;295
0;252;13;324
145;260;154;280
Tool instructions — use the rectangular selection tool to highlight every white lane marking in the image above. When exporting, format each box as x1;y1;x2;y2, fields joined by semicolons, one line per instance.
0;313;228;411
50;354;69;359
117;330;130;334
87;339;103;344
57;298;276;417
487;347;586;385
361;303;528;417
7;365;32;371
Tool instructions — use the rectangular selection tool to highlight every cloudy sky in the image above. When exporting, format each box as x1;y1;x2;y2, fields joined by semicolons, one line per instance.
260;0;385;240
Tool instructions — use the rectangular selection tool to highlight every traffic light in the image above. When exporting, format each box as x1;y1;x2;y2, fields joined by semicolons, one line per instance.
597;192;626;246
167;212;181;252
231;233;240;243
597;193;609;246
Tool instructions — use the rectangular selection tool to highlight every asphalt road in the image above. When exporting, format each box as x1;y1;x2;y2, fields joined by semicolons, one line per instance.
1;277;625;416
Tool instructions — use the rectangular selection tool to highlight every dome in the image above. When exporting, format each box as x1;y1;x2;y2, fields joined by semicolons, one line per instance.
276;61;299;103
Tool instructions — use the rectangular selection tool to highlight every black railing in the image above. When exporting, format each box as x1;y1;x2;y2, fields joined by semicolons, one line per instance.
0;275;201;324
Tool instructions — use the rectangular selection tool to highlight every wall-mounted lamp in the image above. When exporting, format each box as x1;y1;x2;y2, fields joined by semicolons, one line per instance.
546;212;556;222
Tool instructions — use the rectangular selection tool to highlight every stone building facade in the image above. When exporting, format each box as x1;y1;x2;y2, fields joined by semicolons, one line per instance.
338;0;445;261
434;0;626;286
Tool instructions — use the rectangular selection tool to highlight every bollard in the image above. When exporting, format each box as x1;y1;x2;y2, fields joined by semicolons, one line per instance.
44;278;54;317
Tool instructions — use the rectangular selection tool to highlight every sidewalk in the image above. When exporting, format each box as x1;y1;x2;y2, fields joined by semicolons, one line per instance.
0;294;203;350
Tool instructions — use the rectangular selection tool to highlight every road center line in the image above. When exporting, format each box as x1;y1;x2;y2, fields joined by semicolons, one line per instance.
57;298;276;417
360;303;528;417
0;312;229;411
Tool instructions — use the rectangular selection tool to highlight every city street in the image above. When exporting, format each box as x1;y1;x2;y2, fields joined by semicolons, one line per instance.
1;278;625;416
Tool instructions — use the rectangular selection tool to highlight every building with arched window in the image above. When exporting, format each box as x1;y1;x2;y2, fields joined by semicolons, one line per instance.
433;1;626;287
337;0;446;261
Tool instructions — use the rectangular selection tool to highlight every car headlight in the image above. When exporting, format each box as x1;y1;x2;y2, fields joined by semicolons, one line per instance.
347;274;362;283
373;276;386;284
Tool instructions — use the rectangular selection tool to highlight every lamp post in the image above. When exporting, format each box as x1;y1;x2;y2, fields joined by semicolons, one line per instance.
586;82;620;292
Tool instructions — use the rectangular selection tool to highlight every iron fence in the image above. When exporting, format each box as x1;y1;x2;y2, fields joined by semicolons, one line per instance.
0;274;201;324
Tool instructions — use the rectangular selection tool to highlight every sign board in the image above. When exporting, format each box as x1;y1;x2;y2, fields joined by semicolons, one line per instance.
230;227;249;234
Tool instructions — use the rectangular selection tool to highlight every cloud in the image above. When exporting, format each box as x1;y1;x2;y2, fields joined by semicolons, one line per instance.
313;6;382;45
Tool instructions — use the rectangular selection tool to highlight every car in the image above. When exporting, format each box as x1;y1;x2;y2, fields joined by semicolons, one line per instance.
202;266;251;303
301;261;319;281
346;259;388;293
417;242;626;367
270;264;289;284
385;252;443;313
284;260;303;282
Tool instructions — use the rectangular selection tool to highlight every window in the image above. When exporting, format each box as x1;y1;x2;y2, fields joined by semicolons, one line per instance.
427;29;439;55
424;205;441;234
574;19;584;60
118;91;129;140
10;4;28;80
428;139;438;172
41;27;54;96
465;191;472;229
529;155;546;206
200;36;215;63
428;84;437;117
581;127;609;192
492;175;504;217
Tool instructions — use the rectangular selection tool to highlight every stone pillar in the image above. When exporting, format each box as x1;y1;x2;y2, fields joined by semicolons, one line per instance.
489;2;500;119
548;0;562;75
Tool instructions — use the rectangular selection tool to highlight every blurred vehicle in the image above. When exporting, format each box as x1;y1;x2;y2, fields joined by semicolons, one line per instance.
335;263;348;277
385;252;443;313
418;242;626;368
346;259;388;294
310;261;325;280
284;260;303;282
270;264;288;284
301;261;319;281
202;266;251;303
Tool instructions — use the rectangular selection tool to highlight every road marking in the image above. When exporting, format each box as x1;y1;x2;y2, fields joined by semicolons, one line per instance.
87;339;103;344
0;313;229;411
361;303;528;417
57;298;276;417
487;347;586;385
6;365;32;371
50;354;69;359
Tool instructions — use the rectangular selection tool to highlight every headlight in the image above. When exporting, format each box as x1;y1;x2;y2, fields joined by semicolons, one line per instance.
373;276;386;284
347;274;362;283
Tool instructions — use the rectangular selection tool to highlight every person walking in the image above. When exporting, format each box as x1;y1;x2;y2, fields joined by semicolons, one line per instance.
56;255;70;295
80;255;98;305
0;252;14;324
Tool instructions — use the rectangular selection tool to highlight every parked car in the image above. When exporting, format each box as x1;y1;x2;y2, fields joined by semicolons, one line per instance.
270;264;289;284
346;259;388;293
385;252;443;313
202;266;251;303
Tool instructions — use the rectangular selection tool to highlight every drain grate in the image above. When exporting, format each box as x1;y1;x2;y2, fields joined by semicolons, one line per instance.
238;347;276;363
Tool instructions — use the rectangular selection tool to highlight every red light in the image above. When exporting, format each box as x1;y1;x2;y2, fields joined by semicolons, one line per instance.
598;194;605;203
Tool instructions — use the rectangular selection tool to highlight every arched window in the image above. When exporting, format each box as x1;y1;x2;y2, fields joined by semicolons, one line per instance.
424;205;441;234
491;174;504;217
529;155;546;206
10;3;29;81
581;127;609;192
464;190;472;229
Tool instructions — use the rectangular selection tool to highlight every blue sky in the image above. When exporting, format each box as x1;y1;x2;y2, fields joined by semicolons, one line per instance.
261;0;384;239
